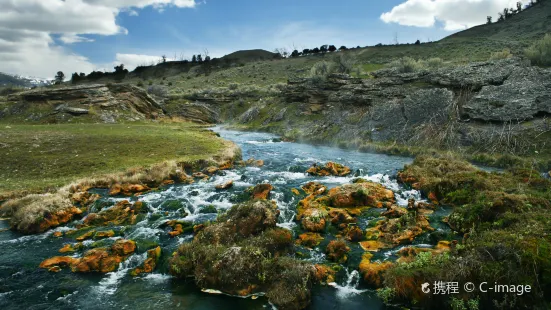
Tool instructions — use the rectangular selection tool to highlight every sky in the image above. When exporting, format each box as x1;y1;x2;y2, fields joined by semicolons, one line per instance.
0;0;531;78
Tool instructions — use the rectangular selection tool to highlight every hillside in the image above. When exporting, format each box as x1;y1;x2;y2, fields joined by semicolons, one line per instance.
0;72;51;88
442;1;551;43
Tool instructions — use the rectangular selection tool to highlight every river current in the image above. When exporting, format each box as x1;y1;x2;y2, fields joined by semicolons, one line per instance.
0;127;453;309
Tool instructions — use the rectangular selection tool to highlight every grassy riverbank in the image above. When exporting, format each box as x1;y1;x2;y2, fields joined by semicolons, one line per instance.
0;122;228;199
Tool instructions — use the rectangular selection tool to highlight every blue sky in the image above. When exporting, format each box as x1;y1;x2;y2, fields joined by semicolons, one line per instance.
66;1;452;67
0;0;528;77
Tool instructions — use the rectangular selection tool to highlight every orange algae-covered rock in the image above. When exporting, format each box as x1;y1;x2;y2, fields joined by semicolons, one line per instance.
359;253;393;288
251;184;273;200
326;239;350;263
327;182;395;208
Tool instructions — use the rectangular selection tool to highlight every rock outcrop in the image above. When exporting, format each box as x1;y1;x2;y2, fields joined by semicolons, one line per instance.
2;84;165;123
232;58;551;155
171;102;220;124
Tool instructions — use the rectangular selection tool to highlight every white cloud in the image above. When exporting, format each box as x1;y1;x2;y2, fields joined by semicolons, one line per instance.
59;34;95;44
114;53;167;70
0;28;96;78
381;0;530;31
0;0;198;78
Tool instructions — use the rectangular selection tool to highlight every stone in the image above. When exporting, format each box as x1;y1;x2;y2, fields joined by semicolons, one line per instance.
251;183;273;200
108;183;149;196
301;208;327;232
131;246;161;276
306;162;351;177
203;166;219;175
39;256;77;269
296;232;324;248
359;240;386;252
76;230;96;241
313;264;335;284
327;182;395;208
111;239;137;256
239;107;260;123
301;182;327;195
94;230;115;240
173;102;220;124
83;200;143;226
215;180;234;190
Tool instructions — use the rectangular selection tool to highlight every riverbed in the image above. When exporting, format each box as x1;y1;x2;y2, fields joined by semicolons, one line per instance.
0;127;454;309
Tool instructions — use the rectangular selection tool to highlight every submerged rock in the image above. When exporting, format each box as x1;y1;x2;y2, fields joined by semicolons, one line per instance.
40;239;136;273
83;200;145;227
296;232;324;248
306;162;351;177
165;220;194;237
301;182;327;195
131;246;162;276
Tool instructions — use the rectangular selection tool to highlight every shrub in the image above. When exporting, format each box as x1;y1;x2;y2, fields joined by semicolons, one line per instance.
525;33;551;67
136;81;144;87
310;61;335;78
334;54;356;74
389;57;424;73
376;287;396;304
426;57;444;68
228;83;239;90
489;49;512;60
147;85;169;98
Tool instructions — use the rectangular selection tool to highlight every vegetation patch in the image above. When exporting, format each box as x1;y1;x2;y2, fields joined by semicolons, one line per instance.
0;123;227;199
380;155;551;308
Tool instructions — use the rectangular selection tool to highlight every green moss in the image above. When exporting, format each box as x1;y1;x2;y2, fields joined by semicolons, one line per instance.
162;200;184;211
388;155;551;308
199;205;218;214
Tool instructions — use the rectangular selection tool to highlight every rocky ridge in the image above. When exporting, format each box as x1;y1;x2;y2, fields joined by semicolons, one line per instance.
1;83;165;123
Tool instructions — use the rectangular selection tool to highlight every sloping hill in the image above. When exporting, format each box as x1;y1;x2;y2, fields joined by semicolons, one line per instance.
221;49;279;62
0;73;29;87
442;1;551;42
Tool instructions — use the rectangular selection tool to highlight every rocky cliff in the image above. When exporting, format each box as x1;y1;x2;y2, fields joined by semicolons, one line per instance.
0;84;165;123
220;58;550;157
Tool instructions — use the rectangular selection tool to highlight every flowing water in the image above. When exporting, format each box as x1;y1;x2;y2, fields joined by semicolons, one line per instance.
0;127;454;310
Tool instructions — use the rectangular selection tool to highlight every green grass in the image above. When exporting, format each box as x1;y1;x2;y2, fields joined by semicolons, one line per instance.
0;122;226;198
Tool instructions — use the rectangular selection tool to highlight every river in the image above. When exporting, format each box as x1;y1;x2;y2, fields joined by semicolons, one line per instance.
0;127;454;309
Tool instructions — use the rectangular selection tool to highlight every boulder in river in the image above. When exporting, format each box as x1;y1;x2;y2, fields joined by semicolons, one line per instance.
326;239;350;263
250;183;273;200
306;162;351;177
40;239;136;273
327;182;395;208
170;200;318;309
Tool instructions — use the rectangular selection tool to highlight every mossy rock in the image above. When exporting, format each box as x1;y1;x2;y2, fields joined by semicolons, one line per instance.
162;200;184;211
199;205;218;214
135;239;160;252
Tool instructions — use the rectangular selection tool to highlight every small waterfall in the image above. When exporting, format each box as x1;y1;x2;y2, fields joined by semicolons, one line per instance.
329;269;368;298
